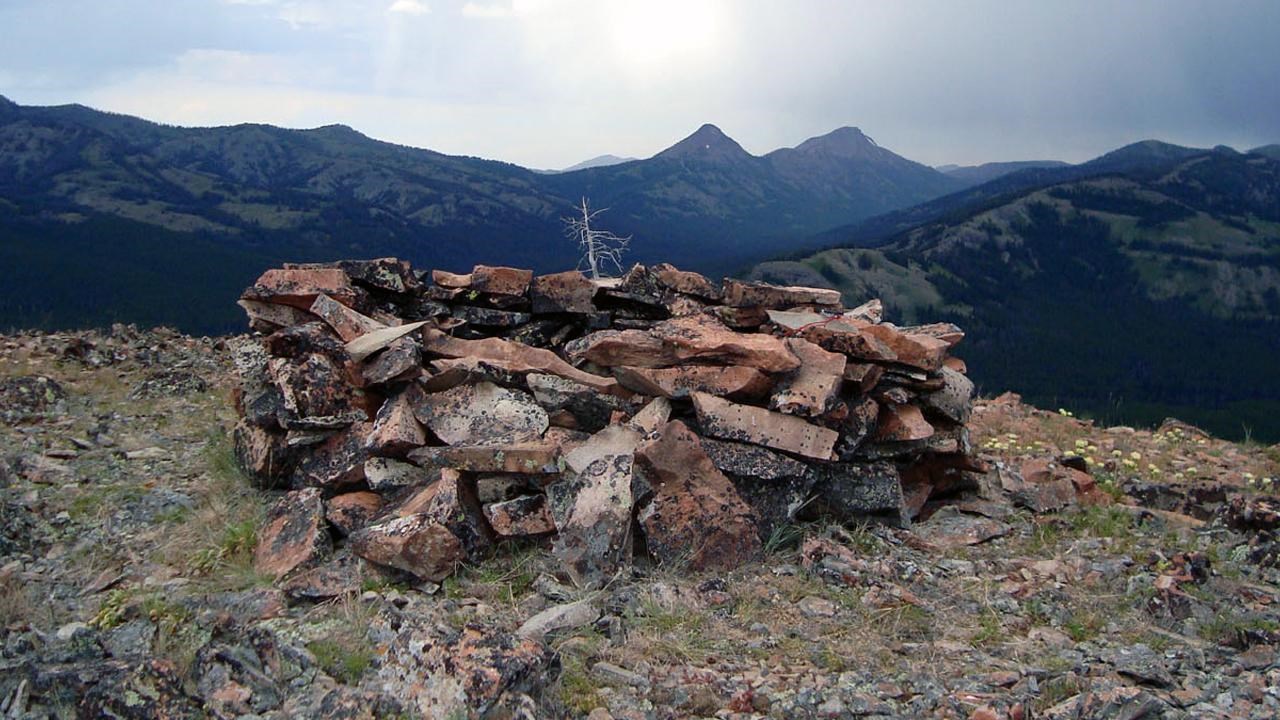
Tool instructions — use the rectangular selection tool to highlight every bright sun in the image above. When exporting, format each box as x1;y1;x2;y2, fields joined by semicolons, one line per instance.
609;0;725;70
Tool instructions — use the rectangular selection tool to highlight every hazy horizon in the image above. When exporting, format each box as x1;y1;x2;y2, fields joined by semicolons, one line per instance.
3;0;1278;168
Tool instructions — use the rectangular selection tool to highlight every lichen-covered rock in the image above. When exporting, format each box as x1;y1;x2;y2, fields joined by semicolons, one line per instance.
254;487;331;580
376;619;554;719
635;421;761;571
412;381;548;446
349;513;465;582
547;424;642;588
289;422;371;494
365;386;426;457
79;659;204;719
241;267;363;310
613;364;773;402
233;420;294;489
325;491;384;535
0;375;67;424
722;278;842;308
484;495;556;537
530;269;597;313
808;461;906;524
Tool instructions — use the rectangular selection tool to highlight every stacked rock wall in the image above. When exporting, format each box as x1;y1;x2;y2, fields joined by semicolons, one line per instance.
233;258;982;588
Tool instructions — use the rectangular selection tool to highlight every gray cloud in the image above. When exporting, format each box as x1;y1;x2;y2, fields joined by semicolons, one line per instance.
2;0;1277;167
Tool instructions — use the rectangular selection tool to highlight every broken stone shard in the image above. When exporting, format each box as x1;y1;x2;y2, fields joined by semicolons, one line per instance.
242;267;363;310
345;321;429;363
530;270;597;313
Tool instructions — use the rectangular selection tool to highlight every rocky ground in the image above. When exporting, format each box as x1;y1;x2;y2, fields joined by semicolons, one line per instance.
1;326;1278;719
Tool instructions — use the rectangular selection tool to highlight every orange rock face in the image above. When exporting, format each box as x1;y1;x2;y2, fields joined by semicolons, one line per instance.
769;338;846;417
422;330;620;393
309;293;385;343
471;265;533;297
325;491;385;535
254;488;331;579
874;403;936;443
530;270;597;313
635;421;761;571
722;279;842;308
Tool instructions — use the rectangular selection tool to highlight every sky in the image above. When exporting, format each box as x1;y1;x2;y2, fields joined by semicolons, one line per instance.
2;0;1278;169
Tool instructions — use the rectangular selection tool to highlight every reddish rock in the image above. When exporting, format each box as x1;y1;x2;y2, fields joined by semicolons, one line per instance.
911;506;1011;550
770;338;846;417
366;386;427;456
944;356;968;374
350;513;465;582
270;353;358;428
874;403;935;442
387;469;492;559
309;293;385;343
613;365;773;402
289;422;370;493
325;492;385;535
412;381;548;446
651;263;722;300
422;329;620;393
901;322;965;348
484;495;557;537
280;554;364;603
254;488;331;580
710;304;770;329
691;391;838;461
237;299;314;333
626;396;673;436
1013;458;1089;513
845;299;884;323
843;363;884;393
431;268;473;288
635;421;761;571
530;270;597;313
651;314;801;373
546;425;642;588
362;336;422;385
860;324;950;371
722;279;841;308
242;267;363;310
233;420;294;489
565;329;677;368
264;321;348;361
471;265;533;297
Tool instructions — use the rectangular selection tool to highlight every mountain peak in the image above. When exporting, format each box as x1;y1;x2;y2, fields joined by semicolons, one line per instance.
791;126;881;158
656;123;751;161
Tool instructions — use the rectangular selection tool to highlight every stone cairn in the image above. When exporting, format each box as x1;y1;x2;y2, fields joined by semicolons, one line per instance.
232;258;981;590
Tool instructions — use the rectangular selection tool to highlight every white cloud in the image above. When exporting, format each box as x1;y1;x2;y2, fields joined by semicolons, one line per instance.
460;2;510;19
387;0;430;15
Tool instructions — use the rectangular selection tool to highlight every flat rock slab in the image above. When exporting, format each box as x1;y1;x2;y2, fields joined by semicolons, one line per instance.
242;267;362;310
412;381;548;447
531;270;597;313
388;469;492;559
547;425;642;589
723;279;841;308
861;324;949;372
422;330;619;393
613;365;773;402
770;338;846;417
528;373;632;433
651;314;801;373
652;263;722;300
635;421;761;571
472;265;533;296
254;487;331;580
362;336;422;386
517;598;599;641
566;329;677;368
692;391;837;461
699;437;808;480
912;506;1011;550
408;441;566;475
